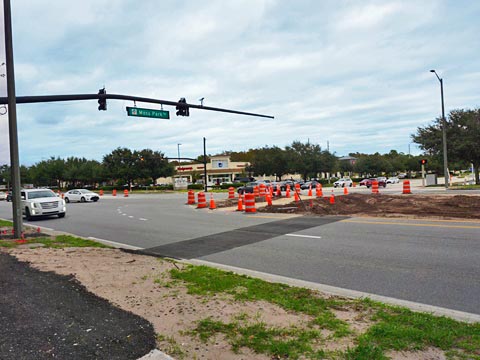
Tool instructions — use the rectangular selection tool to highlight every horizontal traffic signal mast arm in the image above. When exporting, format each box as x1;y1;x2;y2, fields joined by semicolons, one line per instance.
0;93;274;119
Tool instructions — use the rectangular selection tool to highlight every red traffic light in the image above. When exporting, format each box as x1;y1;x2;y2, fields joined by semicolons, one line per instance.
419;159;428;165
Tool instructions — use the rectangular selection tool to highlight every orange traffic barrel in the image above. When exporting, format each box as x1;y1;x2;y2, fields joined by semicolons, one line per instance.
276;184;281;197
402;180;411;194
259;184;266;197
197;192;207;208
316;184;323;198
253;186;260;198
99;189;104;196
124;189;129;197
343;187;348;195
244;193;256;213
371;181;379;194
228;187;235;199
112;189;117;196
187;190;196;205
286;184;291;198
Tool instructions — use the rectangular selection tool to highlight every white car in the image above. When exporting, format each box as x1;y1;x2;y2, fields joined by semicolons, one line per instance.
0;191;6;200
387;176;400;184
333;177;353;188
21;188;66;220
377;176;387;183
64;189;100;203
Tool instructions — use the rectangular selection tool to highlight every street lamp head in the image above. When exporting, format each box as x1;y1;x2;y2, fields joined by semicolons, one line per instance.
430;69;435;73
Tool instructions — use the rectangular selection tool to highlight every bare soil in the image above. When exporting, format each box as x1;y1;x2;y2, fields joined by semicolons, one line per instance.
4;246;452;360
239;193;480;219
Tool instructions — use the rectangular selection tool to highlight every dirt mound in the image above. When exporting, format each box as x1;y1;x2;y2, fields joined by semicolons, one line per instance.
255;193;480;219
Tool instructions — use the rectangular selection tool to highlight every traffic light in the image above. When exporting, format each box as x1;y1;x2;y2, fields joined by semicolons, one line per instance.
98;87;107;111
176;97;189;116
419;159;428;165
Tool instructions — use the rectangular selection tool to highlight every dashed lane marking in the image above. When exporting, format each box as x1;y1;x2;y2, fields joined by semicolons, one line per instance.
286;233;322;239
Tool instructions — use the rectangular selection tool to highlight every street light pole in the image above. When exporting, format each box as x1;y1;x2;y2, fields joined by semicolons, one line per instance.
430;70;449;189
177;143;181;163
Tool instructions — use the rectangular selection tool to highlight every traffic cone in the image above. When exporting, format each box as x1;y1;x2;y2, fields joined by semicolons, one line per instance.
294;191;300;202
308;185;312;197
237;195;244;211
267;194;272;206
343;187;348;195
329;191;335;204
209;193;216;210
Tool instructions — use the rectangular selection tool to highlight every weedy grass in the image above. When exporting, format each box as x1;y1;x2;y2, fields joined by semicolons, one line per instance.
0;234;111;249
0;219;13;227
170;264;480;359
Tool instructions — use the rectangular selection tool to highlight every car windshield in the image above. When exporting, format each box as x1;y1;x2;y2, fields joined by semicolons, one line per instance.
78;189;92;194
27;190;56;199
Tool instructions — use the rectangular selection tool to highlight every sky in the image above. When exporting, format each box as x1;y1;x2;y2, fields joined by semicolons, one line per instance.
1;0;479;166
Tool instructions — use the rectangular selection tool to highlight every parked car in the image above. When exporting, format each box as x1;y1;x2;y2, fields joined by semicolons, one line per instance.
387;176;400;184
333;177;353;188
233;177;255;183
237;181;273;195
377;176;387;183
397;173;407;179
21;188;66;220
300;180;320;190
0;191;6;201
64;189;100;203
359;178;387;188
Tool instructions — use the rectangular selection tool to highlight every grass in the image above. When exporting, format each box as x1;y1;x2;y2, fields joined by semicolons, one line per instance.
0;219;13;227
0;234;111;249
169;264;480;359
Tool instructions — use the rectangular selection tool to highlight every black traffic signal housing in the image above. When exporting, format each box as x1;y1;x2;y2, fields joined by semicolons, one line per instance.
176;97;189;116
419;159;428;165
98;88;107;111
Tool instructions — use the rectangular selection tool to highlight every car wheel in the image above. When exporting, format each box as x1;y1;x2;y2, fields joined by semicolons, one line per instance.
93;199;98;202
342;184;345;188
366;185;370;188
349;183;352;187
80;197;86;202
25;208;32;221
58;213;65;218
383;184;386;188
65;197;70;203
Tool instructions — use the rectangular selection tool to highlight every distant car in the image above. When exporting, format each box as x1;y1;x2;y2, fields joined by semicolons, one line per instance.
237;181;272;195
64;189;100;203
333;177;353;188
21;188;66;220
387;176;400;184
300;180;320;190
359;178;387;188
377;176;387;183
0;191;6;201
397;173;407;179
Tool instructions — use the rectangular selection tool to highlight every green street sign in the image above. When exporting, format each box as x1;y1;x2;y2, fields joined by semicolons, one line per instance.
126;106;169;119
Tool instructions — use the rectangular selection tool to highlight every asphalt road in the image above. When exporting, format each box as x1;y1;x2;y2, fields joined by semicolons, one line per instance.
1;189;479;315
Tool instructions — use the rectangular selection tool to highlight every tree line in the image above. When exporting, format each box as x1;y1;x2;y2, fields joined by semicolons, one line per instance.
0;147;174;189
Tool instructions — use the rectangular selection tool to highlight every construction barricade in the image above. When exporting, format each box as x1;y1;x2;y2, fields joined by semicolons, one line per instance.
371;181;379;194
99;189;104;196
187;190;196;205
112;189;117;196
244;193;256;213
259;184;266;198
124;189;129;197
253;186;260;198
197;192;207;208
316;183;323;198
228;187;235;199
402;180;411;194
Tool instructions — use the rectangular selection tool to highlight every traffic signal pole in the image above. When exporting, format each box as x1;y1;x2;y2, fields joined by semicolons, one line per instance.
0;93;275;119
4;0;23;239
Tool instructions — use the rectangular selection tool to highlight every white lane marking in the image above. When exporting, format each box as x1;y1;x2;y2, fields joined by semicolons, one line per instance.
122;213;127;216
286;233;322;239
87;237;143;250
139;218;148;221
128;216;134;218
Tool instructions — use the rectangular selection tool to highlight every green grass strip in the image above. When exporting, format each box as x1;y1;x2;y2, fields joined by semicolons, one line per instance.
0;235;111;249
0;219;13;227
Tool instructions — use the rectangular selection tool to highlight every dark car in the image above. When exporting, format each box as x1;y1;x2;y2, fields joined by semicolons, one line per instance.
237;181;273;195
359;178;387;188
6;192;12;202
300;180;320;190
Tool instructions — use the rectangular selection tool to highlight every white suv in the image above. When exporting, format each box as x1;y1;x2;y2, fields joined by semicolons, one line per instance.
21;189;66;220
333;177;353;188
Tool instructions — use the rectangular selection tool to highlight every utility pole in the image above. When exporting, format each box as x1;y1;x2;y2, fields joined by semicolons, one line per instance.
4;0;23;238
203;138;208;192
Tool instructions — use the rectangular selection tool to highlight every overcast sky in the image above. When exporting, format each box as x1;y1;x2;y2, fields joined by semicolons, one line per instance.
1;0;479;166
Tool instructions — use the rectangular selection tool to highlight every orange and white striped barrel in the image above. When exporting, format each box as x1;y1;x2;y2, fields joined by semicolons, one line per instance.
112;189;117;196
316;183;323;198
276;184;281;196
253;186;260;198
259;183;266;197
402;180;411;194
244;193;256;213
187;190;196;204
228;187;235;199
196;192;207;208
124;189;129;197
99;189;104;196
371;181;379;194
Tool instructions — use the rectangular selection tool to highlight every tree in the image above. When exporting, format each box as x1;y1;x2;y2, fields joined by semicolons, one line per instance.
137;149;174;185
250;146;289;180
353;153;392;177
412;108;480;183
102;148;140;189
285;141;334;180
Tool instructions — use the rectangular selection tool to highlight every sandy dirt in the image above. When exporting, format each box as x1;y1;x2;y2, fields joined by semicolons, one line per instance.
219;193;480;219
5;247;451;360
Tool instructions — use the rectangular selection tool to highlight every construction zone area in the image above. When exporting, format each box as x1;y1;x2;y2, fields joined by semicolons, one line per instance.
187;185;480;220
